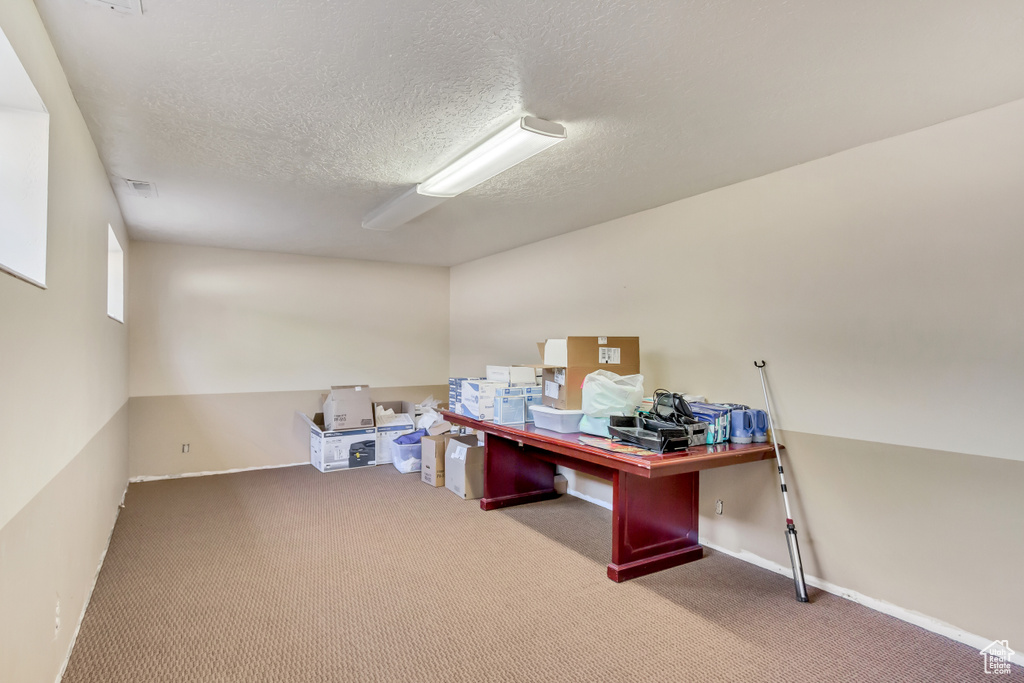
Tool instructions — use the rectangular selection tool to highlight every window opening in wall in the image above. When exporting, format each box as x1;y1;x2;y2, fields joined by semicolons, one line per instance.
0;26;50;288
107;226;124;322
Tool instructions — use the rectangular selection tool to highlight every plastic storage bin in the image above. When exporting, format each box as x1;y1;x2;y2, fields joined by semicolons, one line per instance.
391;441;422;473
528;405;585;433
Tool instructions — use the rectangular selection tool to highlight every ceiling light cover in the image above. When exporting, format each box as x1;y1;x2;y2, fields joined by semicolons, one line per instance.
361;115;567;231
417;116;566;197
361;185;447;231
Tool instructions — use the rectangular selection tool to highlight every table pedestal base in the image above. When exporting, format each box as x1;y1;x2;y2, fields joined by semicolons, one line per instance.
607;469;703;581
478;432;704;581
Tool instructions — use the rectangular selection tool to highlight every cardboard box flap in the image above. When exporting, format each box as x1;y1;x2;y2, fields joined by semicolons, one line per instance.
543;339;569;367
298;411;323;433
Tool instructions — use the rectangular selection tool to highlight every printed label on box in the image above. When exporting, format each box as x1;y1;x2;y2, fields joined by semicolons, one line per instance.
554;368;566;385
598;347;620;364
598;336;607;344
545;380;560;399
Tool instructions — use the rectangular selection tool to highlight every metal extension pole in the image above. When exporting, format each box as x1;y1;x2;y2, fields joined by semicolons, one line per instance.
755;360;810;603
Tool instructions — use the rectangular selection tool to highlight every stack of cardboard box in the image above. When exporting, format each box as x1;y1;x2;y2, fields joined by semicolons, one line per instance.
450;365;542;421
535;337;640;410
300;386;418;473
420;433;485;500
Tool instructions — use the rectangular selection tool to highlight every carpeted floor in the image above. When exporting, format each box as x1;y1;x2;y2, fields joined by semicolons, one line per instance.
63;465;1013;682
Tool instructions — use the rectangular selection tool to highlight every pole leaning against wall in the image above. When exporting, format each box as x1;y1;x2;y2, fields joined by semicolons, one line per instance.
754;360;810;603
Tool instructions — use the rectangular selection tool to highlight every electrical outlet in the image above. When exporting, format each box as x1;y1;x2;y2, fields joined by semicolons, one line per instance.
715;499;724;515
182;443;190;454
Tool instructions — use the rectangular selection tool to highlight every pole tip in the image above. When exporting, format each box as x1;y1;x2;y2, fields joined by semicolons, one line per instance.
754;360;766;368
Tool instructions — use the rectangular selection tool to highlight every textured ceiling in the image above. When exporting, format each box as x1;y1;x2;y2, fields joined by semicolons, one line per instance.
32;0;1024;266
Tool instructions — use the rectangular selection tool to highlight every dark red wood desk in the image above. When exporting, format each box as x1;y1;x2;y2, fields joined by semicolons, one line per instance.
441;410;778;582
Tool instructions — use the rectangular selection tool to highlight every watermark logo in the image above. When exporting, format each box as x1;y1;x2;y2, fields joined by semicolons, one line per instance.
980;640;1014;675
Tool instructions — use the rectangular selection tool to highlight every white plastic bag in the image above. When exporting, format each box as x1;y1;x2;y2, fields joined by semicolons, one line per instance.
581;370;644;418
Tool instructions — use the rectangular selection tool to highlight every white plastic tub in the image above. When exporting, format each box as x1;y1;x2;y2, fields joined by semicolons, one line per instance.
391;441;422;473
528;405;585;433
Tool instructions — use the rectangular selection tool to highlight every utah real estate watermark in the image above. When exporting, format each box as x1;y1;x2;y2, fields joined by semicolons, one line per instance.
980;640;1014;675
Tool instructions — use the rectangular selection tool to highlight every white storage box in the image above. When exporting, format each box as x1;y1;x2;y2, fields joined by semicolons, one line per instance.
486;365;538;385
375;415;416;465
461;379;506;420
299;413;377;473
391;441;422;474
494;395;526;425
524;388;543;422
528;405;585;433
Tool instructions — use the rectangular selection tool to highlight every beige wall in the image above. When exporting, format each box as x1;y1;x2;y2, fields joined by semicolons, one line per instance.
0;408;128;683
0;1;129;681
129;242;449;397
127;242;450;477
450;99;1024;647
128;385;446;479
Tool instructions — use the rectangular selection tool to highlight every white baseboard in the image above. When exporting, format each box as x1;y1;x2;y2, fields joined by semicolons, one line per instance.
695;538;1022;667
129;461;308;483
562;488;1020;668
566;487;612;511
55;483;128;683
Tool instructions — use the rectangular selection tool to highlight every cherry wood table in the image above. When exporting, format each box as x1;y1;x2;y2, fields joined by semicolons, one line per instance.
441;410;779;582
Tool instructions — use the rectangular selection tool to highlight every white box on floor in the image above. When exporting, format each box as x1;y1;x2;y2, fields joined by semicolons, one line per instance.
299;413;377;473
375;414;416;464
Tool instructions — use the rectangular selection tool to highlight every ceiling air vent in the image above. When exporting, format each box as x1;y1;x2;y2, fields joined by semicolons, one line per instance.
123;178;157;198
84;0;143;15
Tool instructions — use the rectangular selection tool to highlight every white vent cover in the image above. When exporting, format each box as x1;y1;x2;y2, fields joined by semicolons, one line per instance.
123;178;157;198
84;0;143;15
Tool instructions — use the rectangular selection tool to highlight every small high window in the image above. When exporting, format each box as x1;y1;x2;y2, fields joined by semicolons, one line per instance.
107;226;124;322
0;26;50;288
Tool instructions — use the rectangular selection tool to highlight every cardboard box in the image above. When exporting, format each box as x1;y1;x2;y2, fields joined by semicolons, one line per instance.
299;413;377;473
375;414;417;464
493;395;526;424
460;379;507;420
373;400;415;425
486;365;538;385
449;377;483;411
323;385;374;430
421;434;451;487
523;386;543;422
539;337;640;410
445;435;485;500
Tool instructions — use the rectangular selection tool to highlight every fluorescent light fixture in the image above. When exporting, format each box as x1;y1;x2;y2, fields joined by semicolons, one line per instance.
361;186;448;231
418;116;566;197
362;115;566;231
